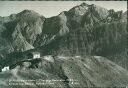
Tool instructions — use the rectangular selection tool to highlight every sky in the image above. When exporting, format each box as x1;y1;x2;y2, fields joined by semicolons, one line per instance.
0;1;127;18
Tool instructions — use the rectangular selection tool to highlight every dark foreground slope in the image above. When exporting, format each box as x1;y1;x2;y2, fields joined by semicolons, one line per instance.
0;56;128;88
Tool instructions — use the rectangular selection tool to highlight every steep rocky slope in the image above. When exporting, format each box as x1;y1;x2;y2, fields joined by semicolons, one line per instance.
0;10;45;54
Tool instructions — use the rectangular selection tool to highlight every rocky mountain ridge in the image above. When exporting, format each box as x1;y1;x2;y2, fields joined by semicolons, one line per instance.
0;2;127;68
0;3;127;53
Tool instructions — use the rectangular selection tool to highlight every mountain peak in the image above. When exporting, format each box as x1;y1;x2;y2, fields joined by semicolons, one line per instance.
68;3;89;16
17;9;40;17
80;2;89;7
20;9;37;14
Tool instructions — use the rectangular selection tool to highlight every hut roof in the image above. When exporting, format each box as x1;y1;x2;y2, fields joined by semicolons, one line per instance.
31;52;40;55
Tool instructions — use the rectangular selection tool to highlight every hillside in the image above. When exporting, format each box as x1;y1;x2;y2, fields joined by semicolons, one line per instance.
0;56;128;88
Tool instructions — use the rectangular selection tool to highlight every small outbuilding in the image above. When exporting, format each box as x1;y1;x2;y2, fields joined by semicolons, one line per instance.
2;66;9;72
